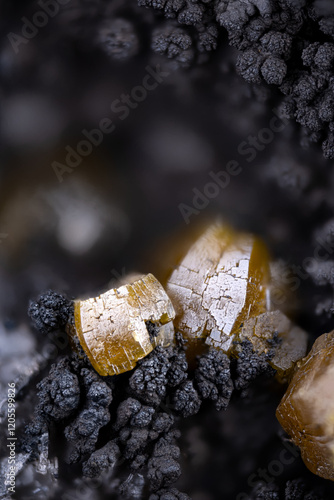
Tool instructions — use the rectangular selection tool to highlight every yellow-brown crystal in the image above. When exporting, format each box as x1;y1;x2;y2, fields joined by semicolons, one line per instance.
166;222;271;352
73;273;175;376
276;331;334;481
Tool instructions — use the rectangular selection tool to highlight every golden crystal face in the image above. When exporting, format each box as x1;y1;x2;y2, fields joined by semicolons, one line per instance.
74;273;175;376
166;222;271;352
276;331;334;481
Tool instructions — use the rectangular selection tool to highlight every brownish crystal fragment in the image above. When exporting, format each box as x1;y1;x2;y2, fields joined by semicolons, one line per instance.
73;273;175;376
166;222;271;352
238;310;308;381
276;331;334;481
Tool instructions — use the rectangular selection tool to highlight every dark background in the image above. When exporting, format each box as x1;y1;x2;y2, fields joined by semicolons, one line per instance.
1;1;334;499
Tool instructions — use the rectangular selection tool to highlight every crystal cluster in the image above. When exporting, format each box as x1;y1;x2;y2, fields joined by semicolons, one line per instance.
68;223;308;381
166;222;307;379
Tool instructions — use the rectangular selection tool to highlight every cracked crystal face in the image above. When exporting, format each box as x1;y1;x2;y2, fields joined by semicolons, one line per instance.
166;222;271;352
73;273;175;376
276;331;334;481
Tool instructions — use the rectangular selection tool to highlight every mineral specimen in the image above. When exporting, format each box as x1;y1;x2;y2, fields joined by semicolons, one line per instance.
28;290;73;336
195;348;233;410
166;222;271;352
29;226;307;382
71;273;175;376
166;222;308;379
276;331;334;481
237;310;308;381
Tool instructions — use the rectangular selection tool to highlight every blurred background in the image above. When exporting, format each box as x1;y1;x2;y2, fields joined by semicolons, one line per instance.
1;1;334;499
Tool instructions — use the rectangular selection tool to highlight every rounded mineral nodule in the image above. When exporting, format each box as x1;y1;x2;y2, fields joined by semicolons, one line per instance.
276;331;334;481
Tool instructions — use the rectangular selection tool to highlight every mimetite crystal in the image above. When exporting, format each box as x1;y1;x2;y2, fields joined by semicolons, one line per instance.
166;222;271;352
73;273;175;376
238;310;308;381
276;331;334;481
165;222;307;378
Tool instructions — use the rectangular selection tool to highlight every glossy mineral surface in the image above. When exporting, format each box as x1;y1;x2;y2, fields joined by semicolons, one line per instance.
166;222;271;352
276;331;334;481
74;273;175;376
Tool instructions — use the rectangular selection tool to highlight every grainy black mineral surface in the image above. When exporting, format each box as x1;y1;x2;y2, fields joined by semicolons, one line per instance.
28;290;73;336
